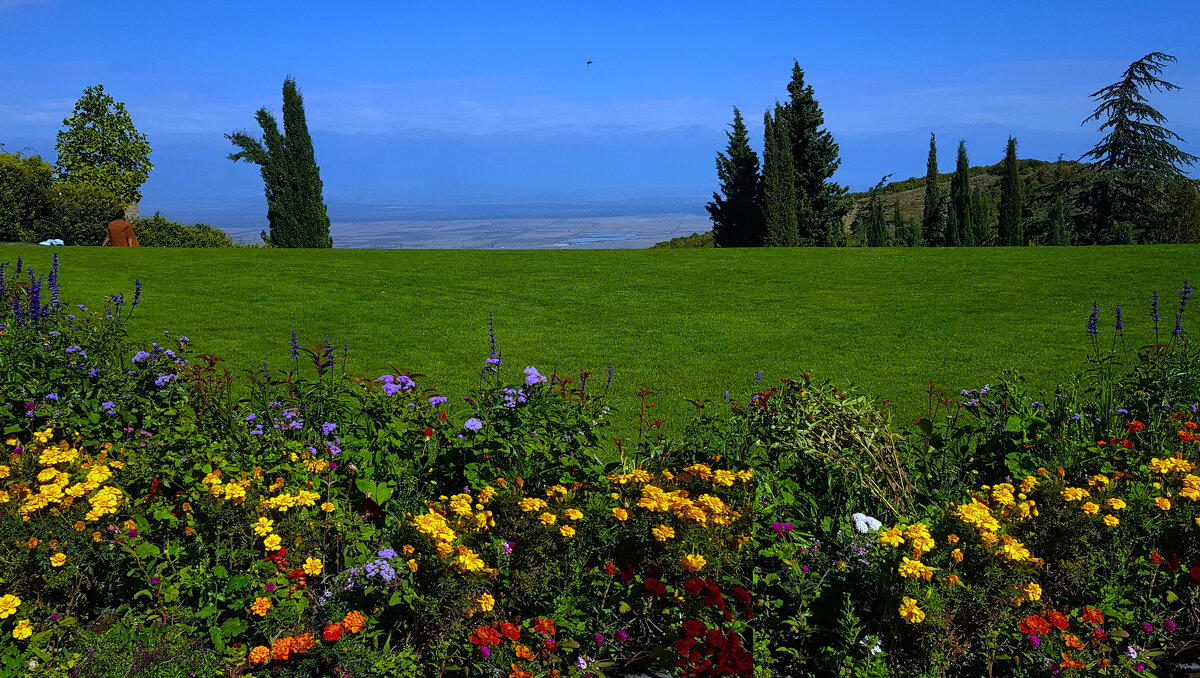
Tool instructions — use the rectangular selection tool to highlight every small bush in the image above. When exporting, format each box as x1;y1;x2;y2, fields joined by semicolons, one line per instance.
131;213;234;247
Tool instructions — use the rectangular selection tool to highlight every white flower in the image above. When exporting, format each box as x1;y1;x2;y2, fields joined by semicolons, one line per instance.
852;513;883;533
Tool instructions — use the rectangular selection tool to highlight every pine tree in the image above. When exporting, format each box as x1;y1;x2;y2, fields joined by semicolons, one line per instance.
780;61;848;246
922;134;943;245
1076;52;1198;243
998;137;1023;246
227;77;332;247
761;105;799;246
862;175;892;246
706;107;763;247
970;187;991;245
951;140;973;246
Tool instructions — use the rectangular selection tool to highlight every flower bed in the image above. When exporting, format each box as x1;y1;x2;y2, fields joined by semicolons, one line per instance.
0;255;1196;677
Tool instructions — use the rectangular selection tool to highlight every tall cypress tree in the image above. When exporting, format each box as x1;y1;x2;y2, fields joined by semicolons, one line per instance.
970;187;991;245
998;136;1023;246
892;200;911;245
951;140;973;246
922;134;943;245
761;105;799;246
706;107;763;247
781;61;848;246
862;174;892;246
227;77;332;247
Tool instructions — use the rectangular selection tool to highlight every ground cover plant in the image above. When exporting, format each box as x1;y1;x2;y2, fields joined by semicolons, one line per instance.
0;253;1197;677
2;244;1197;437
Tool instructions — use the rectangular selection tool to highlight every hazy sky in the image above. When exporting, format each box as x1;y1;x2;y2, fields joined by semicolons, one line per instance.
3;0;1197;137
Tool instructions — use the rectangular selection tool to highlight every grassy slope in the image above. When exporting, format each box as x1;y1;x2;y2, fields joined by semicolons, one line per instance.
4;244;1197;436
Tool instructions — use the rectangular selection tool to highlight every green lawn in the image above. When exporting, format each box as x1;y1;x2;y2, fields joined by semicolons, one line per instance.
4;244;1197;436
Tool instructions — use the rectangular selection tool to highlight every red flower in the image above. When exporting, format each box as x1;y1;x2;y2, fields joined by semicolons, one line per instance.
1166;553;1180;572
604;561;618;576
1019;615;1052;635
1046;611;1069;630
1125;420;1145;433
730;587;751;605
1117;439;1134;448
423;428;433;438
681;619;707;637
618;562;634;583
439;411;447;421
499;621;520;640
643;578;667;597
1190;566;1200;586
323;623;344;642
1080;607;1105;625
1092;628;1108;642
1151;550;1164;565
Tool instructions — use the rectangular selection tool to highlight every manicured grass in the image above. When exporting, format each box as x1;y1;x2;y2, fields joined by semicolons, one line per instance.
4;244;1197;436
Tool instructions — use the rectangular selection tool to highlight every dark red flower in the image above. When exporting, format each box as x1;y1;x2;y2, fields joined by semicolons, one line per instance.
643;578;667;597
619;562;634;583
604;561;618;576
730;587;751;605
681;619;707;638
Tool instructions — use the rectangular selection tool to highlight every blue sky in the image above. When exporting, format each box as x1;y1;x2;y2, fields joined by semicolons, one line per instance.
1;0;1197;204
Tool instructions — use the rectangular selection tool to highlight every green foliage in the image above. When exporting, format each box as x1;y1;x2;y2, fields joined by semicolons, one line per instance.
54;85;153;207
857;175;893;247
227;77;332;248
44;180;124;246
130;213;234;248
650;231;714;248
706;107;763;247
781;61;849;246
761;105;799;247
922;133;942;245
998;137;1023;246
950;141;973;246
0;152;56;243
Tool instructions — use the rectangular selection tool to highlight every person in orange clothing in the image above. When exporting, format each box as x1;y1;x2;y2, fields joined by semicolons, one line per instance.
102;209;140;247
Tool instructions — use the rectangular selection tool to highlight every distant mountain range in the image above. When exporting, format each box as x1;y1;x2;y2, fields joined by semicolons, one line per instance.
5;123;1196;229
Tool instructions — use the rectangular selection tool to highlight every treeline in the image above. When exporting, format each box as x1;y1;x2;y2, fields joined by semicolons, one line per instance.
708;53;1199;248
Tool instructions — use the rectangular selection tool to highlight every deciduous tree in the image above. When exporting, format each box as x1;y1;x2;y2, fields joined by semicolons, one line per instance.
54;85;153;210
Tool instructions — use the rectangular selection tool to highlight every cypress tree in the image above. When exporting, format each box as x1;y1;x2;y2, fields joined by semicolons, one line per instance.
998;136;1023;246
781;61;848;246
862;175;892;246
227;77;332;247
761;105;799;246
1047;195;1070;246
922;134;943;245
951;140;973;246
706;107;763;247
971;187;991;245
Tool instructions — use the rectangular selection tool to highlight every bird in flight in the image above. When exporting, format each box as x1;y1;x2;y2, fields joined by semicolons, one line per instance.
586;60;593;66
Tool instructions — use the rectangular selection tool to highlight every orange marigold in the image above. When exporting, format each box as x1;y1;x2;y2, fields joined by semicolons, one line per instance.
323;623;344;642
514;644;536;661
342;610;366;633
1060;653;1084;670
509;665;534;678
532;617;556;635
499;621;520;640
271;636;292;661
247;645;271;664
289;633;315;653
1081;607;1105;625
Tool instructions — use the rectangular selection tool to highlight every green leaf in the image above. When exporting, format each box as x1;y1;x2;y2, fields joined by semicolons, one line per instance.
618;601;631;613
220;618;248;637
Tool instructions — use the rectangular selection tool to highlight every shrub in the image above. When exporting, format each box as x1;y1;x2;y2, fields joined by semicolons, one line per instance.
131;213;234;247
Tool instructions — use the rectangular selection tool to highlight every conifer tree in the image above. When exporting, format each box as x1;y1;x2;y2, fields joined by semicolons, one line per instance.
922;134;943;245
706;107;763;247
950;140;973;246
971;187;992;245
891;200;907;245
1047;195;1070;246
998;137;1023;246
761;105;799;246
780;61;848;245
862;175;892;246
1075;52;1198;243
227;77;332;247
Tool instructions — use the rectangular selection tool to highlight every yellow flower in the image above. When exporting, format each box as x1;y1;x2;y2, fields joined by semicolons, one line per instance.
1061;487;1089;502
0;595;21;619
945;533;959;544
1108;497;1127;510
950;548;963;562
253;517;274;536
1023;582;1042;602
899;597;925;623
1155;497;1172;511
879;527;904;548
563;508;583;521
979;531;999;548
679;553;706;571
898;557;933;581
612;507;629;521
1081;502;1099;515
250;597;273;616
546;484;568;498
50;552;66;567
651;524;675;541
321;501;335;512
263;534;282;551
518;498;547;512
477;592;495;611
559;525;576;538
303;557;323;575
74;520;85;531
92;531;102;543
538;512;556;526
946;573;962;587
1103;514;1119;527
11;619;31;640
406;558;418;573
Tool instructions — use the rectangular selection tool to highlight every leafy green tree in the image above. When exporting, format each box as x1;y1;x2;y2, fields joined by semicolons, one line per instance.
227;77;333;248
54;84;153;209
1075;52;1198;243
0;151;55;242
998;137;1023;246
950;140;973;246
922;134;943;245
706;107;763;247
1159;179;1200;243
761;105;799;247
781;61;848;245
